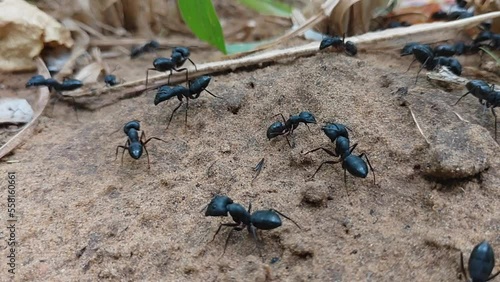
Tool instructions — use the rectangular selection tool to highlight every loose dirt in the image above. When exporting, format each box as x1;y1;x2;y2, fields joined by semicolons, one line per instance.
1;47;499;281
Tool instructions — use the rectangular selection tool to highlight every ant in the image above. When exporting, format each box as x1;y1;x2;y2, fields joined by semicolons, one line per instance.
114;120;166;169
266;112;317;147
145;46;197;90
304;136;375;196
104;74;119;87
454;80;500;140
319;34;357;56
26;75;83;119
204;195;301;256
130;40;161;59
154;75;221;130
460;241;499;282
406;44;462;83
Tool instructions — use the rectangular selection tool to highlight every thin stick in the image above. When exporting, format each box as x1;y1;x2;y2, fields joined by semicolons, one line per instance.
408;105;430;145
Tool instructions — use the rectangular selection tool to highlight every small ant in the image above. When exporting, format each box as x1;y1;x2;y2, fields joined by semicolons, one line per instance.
460;241;499;282
115;120;166;169
154;76;221;130
319;34;357;56
145;46;197;90
266;112;317;147
130;40;161;59
204;195;301;256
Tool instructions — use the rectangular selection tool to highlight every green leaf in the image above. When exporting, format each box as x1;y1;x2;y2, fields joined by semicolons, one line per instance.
226;41;269;54
237;0;292;17
178;0;227;54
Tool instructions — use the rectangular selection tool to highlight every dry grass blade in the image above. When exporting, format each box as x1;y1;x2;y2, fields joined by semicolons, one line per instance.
55;18;90;80
0;58;51;160
73;12;500;106
407;105;430;145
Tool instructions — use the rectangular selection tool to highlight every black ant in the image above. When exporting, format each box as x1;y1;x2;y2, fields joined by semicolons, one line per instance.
266;112;317;147
319;34;357;56
460;241;499;282
145;46;197;90
204;195;301;256
304;136;375;196
114;120;166;169
154;75;221;130
406;44;462;83
26;75;83;119
454;80;500;140
130;40;161;59
104;74;119;87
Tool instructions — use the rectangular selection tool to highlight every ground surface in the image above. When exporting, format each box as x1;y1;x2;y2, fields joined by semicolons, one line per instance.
1;46;500;281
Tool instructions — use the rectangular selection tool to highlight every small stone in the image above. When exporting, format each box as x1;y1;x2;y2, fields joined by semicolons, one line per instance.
220;143;231;153
423;123;496;179
301;181;329;206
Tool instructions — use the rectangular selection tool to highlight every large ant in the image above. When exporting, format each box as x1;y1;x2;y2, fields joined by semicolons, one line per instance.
145;46;197;90
304;136;375;196
26;75;83;119
114;120;166;169
266;112;317;147
460;241;499;282
405;44;462;83
130;40;161;59
204;195;301;256
454;80;500;140
154;76;221;130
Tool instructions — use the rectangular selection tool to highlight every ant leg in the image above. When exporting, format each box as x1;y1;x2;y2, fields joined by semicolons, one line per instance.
405;59;417;73
167;70;174;85
143;143;151;169
203;88;222;99
491;107;498;141
414;57;431;85
284;135;293;148
115;145;127;162
143;137;168;145
221;228;235;257
303;147;338;157
460;252;469;281
271;113;287;124
310;160;342;178
304;123;313;133
269;209;301;229
187;58;197;71
248;225;263;258
348;143;359;154
454;91;471;105
210;223;240;243
174;68;189;87
488;270;500;281
358;152;376;185
166;100;184;130
145;68;156;92
121;139;131;165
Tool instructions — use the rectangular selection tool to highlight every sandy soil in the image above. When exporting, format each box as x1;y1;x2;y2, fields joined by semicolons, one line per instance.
1;46;500;281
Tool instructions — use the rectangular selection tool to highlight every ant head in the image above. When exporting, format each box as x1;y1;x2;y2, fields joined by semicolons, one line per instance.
26;75;46;88
153;57;175;69
128;143;143;159
344;41;357;56
205;195;233;217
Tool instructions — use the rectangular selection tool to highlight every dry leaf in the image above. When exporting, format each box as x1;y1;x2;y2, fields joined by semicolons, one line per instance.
0;0;73;72
0;58;51;160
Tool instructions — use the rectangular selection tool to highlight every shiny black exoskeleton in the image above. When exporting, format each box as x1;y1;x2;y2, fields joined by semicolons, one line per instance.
267;112;317;147
305;136;375;192
145;46;197;89
321;123;350;143
205;195;301;256
320;34;357;56
104;74;119;87
26;76;83;92
460;241;499;282
434;44;457;57
454;80;500;140
115;120;166;169
26;75;48;87
401;42;424;57
154;76;220;129
130;40;161;58
431;56;462;75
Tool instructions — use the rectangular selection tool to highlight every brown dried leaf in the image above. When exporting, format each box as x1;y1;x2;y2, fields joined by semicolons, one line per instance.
0;0;73;72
